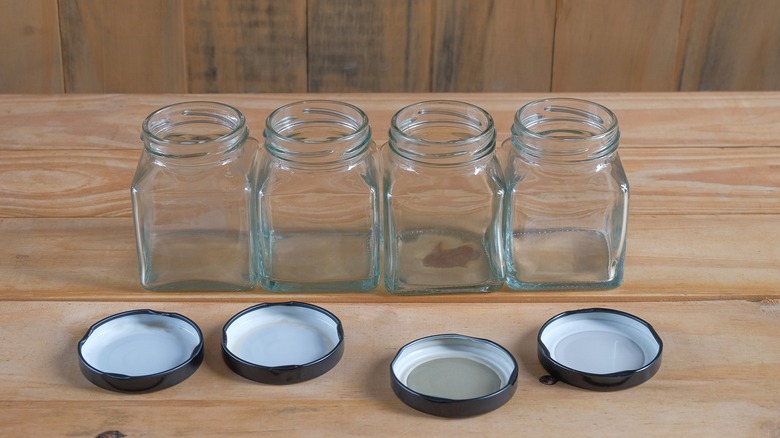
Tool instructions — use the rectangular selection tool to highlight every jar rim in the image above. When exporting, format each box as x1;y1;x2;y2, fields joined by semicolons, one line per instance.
511;97;620;162
513;97;619;143
141;101;247;146
265;99;370;144
390;100;495;146
388;100;496;166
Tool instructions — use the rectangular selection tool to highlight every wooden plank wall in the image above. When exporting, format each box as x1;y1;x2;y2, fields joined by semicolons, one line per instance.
1;0;779;93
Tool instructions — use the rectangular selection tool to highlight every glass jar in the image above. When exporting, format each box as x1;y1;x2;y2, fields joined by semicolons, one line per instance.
503;98;629;290
258;100;380;292
131;101;259;291
383;100;505;294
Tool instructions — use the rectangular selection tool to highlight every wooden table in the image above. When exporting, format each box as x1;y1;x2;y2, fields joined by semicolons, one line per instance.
1;93;778;437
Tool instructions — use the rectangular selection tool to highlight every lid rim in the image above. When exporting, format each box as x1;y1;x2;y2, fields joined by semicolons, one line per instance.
221;301;345;385
537;308;663;391
390;333;519;417
77;309;204;393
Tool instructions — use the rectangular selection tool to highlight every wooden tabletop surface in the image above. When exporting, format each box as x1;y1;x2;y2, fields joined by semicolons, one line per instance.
1;93;778;436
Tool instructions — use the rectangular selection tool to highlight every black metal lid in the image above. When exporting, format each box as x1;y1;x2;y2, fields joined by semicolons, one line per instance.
537;308;663;391
390;334;519;417
77;309;204;393
222;301;344;384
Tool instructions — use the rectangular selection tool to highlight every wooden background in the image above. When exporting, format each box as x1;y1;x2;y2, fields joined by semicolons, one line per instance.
2;0;780;94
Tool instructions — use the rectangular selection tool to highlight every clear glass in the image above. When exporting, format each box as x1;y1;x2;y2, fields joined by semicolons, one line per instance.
258;100;380;292
503;98;629;290
383;100;505;294
131;101;259;291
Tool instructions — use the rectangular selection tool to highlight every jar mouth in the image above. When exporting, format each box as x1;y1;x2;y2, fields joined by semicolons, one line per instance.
264;100;371;164
141;101;247;158
389;100;496;165
512;98;619;161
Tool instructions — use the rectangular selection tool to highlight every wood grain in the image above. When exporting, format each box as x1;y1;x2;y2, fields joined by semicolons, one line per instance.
0;150;137;218
5;1;780;92
624;147;780;215
307;0;433;92
0;0;63;93
606;92;780;147
1;214;777;302
0;300;777;435
184;0;307;93
678;0;780;91
552;0;684;91
0;94;778;302
431;0;555;92
0;93;779;436
58;0;186;93
2;93;780;151
1;144;777;219
2;94;779;216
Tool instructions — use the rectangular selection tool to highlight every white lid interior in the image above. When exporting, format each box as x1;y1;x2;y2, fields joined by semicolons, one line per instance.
540;311;661;375
392;335;516;400
224;305;340;367
80;313;201;376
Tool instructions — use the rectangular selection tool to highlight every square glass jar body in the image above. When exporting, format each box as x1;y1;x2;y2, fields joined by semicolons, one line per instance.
503;147;629;290
503;98;629;291
256;151;381;292
131;101;259;291
383;151;506;294
382;100;505;294
132;142;259;291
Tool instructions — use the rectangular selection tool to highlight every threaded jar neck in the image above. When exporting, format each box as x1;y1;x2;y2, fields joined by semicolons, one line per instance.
389;100;496;166
263;100;371;165
511;98;620;163
141;101;248;160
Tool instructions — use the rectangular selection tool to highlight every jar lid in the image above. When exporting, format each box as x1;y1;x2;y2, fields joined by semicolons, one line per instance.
221;302;344;384
77;309;204;393
537;308;663;391
390;334;518;417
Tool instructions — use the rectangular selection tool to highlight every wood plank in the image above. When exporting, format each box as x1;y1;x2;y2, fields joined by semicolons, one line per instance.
0;300;777;436
0;0;63;93
623;147;780;215
1;215;777;302
4;2;780;94
183;0;307;93
552;0;684;91
0;94;292;152
1;144;777;218
0;93;778;435
2;93;780;152
1;94;780;219
678;0;780;91
59;0;186;92
605;93;780;148
0;149;137;218
0;95;164;151
307;0;433;92
431;0;555;92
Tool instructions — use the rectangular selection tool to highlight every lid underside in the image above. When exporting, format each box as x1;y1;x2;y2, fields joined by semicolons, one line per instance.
222;302;344;384
78;309;204;393
538;308;663;391
391;334;518;417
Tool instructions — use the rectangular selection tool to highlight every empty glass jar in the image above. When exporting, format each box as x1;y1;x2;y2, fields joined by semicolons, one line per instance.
257;100;380;292
131;101;259;291
503;98;629;290
383;100;505;294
